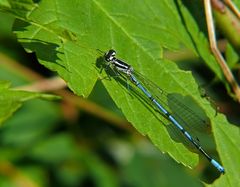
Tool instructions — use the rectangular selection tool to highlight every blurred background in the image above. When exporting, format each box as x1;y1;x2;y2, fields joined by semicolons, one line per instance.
0;11;239;187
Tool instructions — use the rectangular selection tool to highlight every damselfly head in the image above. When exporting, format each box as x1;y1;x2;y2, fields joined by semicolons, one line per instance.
104;49;116;62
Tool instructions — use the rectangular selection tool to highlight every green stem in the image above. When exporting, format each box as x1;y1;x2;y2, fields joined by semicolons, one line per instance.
213;5;240;51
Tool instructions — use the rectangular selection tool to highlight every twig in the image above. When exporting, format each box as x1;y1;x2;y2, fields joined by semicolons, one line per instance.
204;0;240;102
14;76;67;92
224;0;240;18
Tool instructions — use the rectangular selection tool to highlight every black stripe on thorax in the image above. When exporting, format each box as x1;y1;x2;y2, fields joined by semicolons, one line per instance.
114;59;131;70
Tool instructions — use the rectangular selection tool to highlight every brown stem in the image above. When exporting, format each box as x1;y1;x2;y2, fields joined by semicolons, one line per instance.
205;0;240;102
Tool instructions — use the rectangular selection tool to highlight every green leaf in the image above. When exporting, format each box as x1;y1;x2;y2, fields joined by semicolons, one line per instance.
1;0;238;180
0;0;37;18
0;0;11;8
175;0;224;80
0;80;59;124
1;99;60;147
207;119;240;187
225;43;239;68
30;133;118;187
30;133;77;164
1;0;196;97
121;148;202;187
234;0;240;8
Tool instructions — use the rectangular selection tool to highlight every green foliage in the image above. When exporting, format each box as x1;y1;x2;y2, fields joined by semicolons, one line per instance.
0;80;58;124
0;0;240;186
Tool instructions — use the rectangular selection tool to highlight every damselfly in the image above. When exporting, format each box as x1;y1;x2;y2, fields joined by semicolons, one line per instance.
103;49;225;174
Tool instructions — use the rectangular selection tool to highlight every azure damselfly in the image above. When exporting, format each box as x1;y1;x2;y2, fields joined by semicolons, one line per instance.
103;49;225;174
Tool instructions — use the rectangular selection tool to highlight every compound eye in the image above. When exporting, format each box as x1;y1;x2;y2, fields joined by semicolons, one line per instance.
105;49;116;61
109;49;116;56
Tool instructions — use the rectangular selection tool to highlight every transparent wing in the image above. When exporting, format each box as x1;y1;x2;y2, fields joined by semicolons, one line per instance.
132;70;211;134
